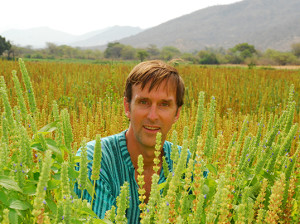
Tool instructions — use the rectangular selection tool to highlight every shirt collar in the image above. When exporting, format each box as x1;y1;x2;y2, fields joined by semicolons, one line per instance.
118;130;172;173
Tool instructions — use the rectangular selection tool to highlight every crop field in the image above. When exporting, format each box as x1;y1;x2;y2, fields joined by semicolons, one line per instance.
0;59;299;223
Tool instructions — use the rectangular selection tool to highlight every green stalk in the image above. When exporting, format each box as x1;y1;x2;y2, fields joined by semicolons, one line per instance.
12;70;28;121
191;92;205;156
204;96;216;161
19;58;37;114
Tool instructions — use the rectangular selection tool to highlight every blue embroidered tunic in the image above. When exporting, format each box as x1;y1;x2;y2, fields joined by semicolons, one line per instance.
74;130;176;223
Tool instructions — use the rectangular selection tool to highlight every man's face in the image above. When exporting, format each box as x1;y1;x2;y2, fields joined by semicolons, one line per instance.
124;80;181;150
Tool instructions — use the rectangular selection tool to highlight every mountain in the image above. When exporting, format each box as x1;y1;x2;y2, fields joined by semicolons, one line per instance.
118;0;300;52
1;26;143;48
69;26;142;47
1;27;76;48
2;0;299;52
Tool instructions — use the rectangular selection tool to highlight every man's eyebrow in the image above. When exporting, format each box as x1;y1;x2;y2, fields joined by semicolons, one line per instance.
136;97;174;103
136;96;149;100
161;99;173;103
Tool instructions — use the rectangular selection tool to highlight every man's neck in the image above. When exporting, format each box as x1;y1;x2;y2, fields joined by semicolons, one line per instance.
125;130;162;170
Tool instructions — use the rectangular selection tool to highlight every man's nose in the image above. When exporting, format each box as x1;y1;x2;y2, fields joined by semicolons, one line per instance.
147;105;159;121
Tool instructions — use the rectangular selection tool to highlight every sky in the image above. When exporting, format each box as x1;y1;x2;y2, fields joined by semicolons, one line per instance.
1;0;241;35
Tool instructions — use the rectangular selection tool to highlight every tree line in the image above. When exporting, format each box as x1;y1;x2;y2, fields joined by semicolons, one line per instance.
1;35;300;65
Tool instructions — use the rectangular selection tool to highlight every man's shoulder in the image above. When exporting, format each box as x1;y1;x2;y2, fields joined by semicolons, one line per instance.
77;130;126;156
163;140;177;157
163;140;173;149
164;140;189;157
163;140;182;150
100;131;126;149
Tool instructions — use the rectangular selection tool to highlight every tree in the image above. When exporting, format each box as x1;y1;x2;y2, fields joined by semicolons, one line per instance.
84;49;93;59
264;49;297;65
46;42;58;56
231;43;256;54
228;43;257;64
7;45;20;60
60;45;75;58
147;44;160;57
0;35;12;56
121;45;136;60
136;49;149;62
198;50;219;64
104;42;125;59
160;46;181;60
181;53;197;63
291;42;300;57
93;50;103;60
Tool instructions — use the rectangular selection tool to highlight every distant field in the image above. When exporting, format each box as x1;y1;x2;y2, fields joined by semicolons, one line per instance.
1;59;299;143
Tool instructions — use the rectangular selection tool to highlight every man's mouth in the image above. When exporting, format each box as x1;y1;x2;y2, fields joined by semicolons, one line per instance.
144;125;160;131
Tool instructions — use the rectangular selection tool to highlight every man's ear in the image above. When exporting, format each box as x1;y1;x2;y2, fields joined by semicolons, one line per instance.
124;97;130;119
174;106;182;123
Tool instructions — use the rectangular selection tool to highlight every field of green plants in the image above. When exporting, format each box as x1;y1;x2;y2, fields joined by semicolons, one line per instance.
0;59;299;223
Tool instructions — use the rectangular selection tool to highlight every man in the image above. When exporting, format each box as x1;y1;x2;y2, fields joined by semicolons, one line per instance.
74;60;185;223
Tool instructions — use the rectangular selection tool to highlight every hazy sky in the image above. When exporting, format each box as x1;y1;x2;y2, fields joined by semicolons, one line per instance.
1;0;241;35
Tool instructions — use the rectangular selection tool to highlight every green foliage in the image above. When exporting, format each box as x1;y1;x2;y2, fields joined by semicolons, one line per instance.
227;43;257;64
198;50;219;64
0;60;299;223
231;43;256;55
19;58;37;114
0;77;14;129
115;182;129;223
264;49;297;65
0;36;11;56
12;70;28;121
146;44;160;57
191;92;205;156
32;150;52;217
160;46;181;60
121;45;136;60
136;49;149;62
291;42;300;57
7;38;300;66
104;42;125;59
204;96;216;160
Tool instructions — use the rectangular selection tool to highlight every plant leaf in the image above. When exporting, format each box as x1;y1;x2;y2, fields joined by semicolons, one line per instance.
22;183;37;195
206;164;217;176
94;219;113;224
45;198;57;214
85;178;94;197
9;199;30;210
9;209;19;224
47;180;60;190
38;120;59;133
79;206;98;217
158;182;166;191
69;167;79;179
0;189;9;206
0;176;23;193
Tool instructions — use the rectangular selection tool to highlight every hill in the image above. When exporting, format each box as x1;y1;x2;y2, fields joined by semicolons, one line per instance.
69;26;142;47
118;0;300;52
1;26;143;48
1;27;76;48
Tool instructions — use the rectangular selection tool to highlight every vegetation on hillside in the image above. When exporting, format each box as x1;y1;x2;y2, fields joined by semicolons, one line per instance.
1;37;300;66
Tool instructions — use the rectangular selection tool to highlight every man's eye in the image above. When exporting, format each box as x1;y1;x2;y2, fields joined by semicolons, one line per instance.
161;102;169;107
139;100;147;104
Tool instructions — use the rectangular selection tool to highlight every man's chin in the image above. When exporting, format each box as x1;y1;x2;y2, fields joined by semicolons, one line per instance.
140;139;157;150
138;133;164;150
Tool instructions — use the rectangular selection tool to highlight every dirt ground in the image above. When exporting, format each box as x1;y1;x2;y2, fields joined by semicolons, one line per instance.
267;65;300;70
221;64;300;70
